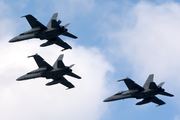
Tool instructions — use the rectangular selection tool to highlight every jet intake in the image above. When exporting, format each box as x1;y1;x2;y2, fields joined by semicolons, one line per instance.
40;41;55;47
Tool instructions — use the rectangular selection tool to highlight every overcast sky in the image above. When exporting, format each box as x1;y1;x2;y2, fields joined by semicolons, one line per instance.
0;0;180;120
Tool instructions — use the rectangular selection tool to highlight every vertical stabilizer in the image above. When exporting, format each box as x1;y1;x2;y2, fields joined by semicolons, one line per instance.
143;74;154;89
158;82;165;88
53;54;65;69
47;13;58;29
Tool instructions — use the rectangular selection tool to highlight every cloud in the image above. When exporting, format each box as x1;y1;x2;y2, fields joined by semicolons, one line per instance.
1;0;180;120
103;1;180;86
0;36;113;120
91;4;180;119
0;1;114;120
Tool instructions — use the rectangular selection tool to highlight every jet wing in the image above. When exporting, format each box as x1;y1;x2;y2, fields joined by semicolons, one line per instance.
22;14;47;30
118;78;144;91
62;32;78;39
57;77;75;89
136;96;165;106
28;54;53;69
47;37;72;51
151;96;165;106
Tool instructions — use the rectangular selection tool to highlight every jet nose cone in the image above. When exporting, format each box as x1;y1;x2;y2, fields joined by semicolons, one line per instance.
103;97;112;102
16;75;25;81
9;37;19;43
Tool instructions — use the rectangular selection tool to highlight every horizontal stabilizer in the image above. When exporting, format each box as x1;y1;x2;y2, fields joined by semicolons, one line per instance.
159;91;174;97
66;72;81;79
62;32;78;39
69;64;75;69
64;23;70;28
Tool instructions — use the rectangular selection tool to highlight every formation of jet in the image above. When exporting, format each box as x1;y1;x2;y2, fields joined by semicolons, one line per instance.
9;13;77;51
8;13;174;107
17;54;81;89
104;74;174;106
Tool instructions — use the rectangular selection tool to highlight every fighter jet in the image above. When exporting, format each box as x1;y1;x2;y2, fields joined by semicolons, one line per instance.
9;13;77;51
17;54;81;89
104;74;174;106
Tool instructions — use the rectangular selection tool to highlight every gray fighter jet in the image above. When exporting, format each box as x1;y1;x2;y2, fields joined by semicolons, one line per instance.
104;74;174;106
9;13;77;51
17;54;81;89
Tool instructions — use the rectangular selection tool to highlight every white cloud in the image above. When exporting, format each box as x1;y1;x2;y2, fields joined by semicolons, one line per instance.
101;1;180;106
0;36;112;120
0;1;113;119
0;36;113;120
2;0;180;119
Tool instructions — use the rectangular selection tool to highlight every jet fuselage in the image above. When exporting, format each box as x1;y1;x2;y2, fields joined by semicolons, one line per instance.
9;27;67;43
104;88;164;102
17;67;72;81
